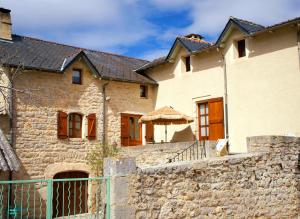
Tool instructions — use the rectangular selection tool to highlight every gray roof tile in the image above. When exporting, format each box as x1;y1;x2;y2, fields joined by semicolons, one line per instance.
0;35;156;84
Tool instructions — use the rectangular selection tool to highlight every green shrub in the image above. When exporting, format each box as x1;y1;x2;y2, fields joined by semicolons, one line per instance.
86;144;119;176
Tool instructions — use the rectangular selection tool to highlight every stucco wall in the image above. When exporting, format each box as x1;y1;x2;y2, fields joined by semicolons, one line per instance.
146;26;300;153
225;27;300;152
105;136;300;218
147;48;224;143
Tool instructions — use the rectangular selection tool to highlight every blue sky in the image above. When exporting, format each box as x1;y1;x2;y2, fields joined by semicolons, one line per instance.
1;0;300;60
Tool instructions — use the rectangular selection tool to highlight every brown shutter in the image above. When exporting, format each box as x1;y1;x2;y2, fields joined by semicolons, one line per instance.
121;114;129;146
57;111;68;139
145;123;154;143
87;113;96;140
208;98;224;140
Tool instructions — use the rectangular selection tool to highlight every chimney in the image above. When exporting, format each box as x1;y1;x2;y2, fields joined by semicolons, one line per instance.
0;8;12;41
185;33;204;40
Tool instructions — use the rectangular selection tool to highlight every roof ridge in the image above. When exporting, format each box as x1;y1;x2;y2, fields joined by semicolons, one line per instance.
12;34;149;63
230;17;265;28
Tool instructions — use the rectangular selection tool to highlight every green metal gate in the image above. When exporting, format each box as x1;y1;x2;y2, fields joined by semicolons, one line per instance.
0;177;110;219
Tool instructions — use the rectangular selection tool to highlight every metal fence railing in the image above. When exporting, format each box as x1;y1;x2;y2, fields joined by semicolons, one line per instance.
0;177;110;219
167;140;206;163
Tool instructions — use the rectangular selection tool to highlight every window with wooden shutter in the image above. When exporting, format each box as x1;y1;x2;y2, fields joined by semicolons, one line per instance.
87;113;96;140
57;111;68;139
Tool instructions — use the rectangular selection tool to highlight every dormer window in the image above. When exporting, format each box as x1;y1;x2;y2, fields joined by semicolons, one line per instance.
185;56;191;72
237;39;246;58
72;69;82;84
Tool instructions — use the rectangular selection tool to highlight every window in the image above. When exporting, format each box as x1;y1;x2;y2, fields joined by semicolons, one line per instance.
237;39;246;58
140;85;148;98
198;102;209;140
72;69;82;84
57;111;96;139
185;56;191;72
68;113;82;138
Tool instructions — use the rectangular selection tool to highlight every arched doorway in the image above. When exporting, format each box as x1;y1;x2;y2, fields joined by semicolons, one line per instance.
53;171;88;217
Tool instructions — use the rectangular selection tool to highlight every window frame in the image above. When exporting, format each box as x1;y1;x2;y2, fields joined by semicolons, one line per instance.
237;39;246;58
68;113;83;138
72;69;82;85
185;56;191;72
140;85;148;98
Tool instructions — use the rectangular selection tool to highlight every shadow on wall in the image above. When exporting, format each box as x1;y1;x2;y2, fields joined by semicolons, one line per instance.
170;125;195;142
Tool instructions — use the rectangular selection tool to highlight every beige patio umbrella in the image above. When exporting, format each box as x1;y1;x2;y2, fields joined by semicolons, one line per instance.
139;106;194;142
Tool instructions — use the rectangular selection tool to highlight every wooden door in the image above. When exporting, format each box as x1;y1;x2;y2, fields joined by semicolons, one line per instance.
145;123;154;143
198;98;224;141
53;171;88;217
121;114;130;146
121;114;142;146
208;98;224;140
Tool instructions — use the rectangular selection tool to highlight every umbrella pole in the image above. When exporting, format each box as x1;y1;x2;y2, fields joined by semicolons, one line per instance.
165;124;167;143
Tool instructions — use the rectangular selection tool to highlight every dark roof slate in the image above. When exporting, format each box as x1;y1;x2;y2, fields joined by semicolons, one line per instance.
137;56;167;72
0;35;156;84
230;17;265;33
0;129;20;172
178;37;211;52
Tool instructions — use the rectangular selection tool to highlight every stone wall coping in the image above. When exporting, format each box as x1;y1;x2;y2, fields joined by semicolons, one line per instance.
247;135;300;144
138;151;267;174
120;141;195;152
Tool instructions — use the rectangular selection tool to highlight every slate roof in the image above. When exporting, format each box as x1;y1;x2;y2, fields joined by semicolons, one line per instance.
230;17;265;33
137;56;167;72
0;35;156;84
136;36;212;72
0;129;20;171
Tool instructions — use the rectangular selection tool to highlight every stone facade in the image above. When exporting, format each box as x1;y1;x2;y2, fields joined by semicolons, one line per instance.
105;136;300;219
11;59;154;180
106;81;154;146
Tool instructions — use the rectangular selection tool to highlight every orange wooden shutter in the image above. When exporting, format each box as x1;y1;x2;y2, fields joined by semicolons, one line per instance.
121;114;129;146
208;98;224;140
87;113;96;140
145;123;154;143
57;111;68;139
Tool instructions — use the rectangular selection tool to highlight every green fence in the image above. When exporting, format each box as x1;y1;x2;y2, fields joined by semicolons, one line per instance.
0;177;110;219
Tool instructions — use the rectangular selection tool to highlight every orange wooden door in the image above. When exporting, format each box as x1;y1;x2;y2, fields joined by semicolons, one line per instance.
208;98;224;140
145;123;154;143
121;114;142;146
121;114;130;146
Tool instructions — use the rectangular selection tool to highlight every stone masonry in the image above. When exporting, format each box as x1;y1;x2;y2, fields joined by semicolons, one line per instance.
12;59;154;180
104;136;300;218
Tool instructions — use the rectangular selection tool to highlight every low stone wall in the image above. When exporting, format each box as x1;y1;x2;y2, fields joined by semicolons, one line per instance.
104;136;300;219
119;142;193;167
119;141;217;167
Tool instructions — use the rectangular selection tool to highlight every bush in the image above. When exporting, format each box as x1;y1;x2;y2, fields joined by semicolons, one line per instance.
86;144;118;176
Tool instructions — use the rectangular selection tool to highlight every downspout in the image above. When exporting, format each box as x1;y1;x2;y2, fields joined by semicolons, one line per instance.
217;47;229;140
297;23;300;69
7;71;14;210
102;82;109;144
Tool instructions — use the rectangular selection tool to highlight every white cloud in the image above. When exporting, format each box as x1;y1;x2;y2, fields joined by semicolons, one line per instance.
150;0;300;41
141;48;169;61
1;0;156;51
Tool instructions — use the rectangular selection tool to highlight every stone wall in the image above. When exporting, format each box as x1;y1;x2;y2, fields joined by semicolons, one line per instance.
106;81;154;146
119;141;217;168
12;59;154;180
104;136;300;219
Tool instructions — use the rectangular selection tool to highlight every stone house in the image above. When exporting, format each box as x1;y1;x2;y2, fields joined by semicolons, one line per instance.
0;7;300;179
0;8;156;180
137;16;300;153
